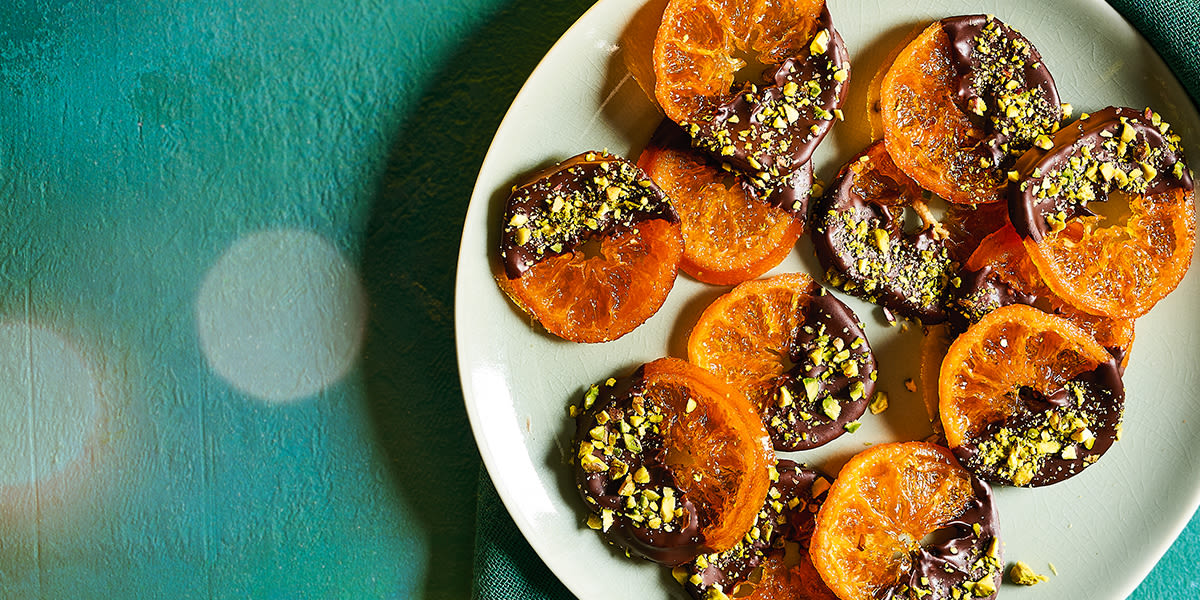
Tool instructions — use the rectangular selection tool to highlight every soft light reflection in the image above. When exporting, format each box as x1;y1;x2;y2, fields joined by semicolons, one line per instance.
0;321;106;518
471;364;556;518
196;229;367;403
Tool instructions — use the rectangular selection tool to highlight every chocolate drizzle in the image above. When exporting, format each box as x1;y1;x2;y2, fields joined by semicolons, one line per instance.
940;15;1062;174
499;151;678;279
878;477;1002;600
953;358;1125;487
812;142;956;323
686;6;848;198
1009;106;1194;243
764;290;876;451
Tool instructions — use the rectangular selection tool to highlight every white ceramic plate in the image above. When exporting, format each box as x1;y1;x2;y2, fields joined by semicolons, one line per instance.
456;0;1200;597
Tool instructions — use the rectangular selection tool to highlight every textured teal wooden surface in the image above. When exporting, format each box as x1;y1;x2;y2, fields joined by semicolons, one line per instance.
0;1;1196;599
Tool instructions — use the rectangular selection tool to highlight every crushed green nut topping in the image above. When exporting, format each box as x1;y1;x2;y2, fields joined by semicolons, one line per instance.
1008;560;1049;585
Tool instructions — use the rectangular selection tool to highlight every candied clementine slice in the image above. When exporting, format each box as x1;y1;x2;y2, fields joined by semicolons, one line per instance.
572;357;773;564
1009;106;1196;319
918;324;954;440
880;15;1063;204
653;0;849;185
688;274;877;451
950;225;1135;365
811;141;956;322
678;460;838;600
939;305;1125;487
653;0;825;123
639;122;808;285
810;442;1002;600
865;23;923;141
497;151;683;343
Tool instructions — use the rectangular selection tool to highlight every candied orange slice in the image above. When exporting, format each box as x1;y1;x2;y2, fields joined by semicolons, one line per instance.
811;140;956;322
918;324;954;440
880;15;1062;204
688;274;877;451
653;0;826;123
638;123;808;285
950;225;1135;365
572;357;773;564
939;305;1124;487
497;151;683;342
678;460;838;600
810;442;1002;600
865;23;923;141
1009;106;1196;319
653;0;848;186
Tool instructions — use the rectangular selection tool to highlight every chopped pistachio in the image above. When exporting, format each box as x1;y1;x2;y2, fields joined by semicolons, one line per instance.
633;466;650;484
617;476;635;496
778;386;794;408
810;29;831;54
1009;560;1049;585
822;396;842;420
514;227;531;245
869;391;889;414
803;377;820;401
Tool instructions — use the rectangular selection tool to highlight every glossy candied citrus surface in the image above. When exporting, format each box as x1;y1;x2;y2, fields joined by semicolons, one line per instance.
842;140;924;207
810;442;976;600
879;22;1004;205
740;549;839;600
641;357;774;553
918;324;953;439
968;226;1135;360
865;24;923;140
652;0;824;123
687;273;820;414
639;143;804;285
499;218;682;343
1023;186;1196;319
938;304;1113;448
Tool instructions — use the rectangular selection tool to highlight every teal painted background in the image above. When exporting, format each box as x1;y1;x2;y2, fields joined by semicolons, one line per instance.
0;1;1194;599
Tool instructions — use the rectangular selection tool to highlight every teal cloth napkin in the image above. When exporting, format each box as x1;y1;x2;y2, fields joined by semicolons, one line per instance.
469;2;1200;599
1106;0;1200;106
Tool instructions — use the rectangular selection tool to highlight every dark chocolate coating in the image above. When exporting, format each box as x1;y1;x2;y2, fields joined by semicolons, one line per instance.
572;366;705;566
682;460;831;600
878;476;1002;600
953;358;1125;487
644;119;814;217
812;142;956;323
941;15;1062;172
1009;106;1194;243
499;151;678;279
946;264;1038;334
765;290;876;451
687;6;848;195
